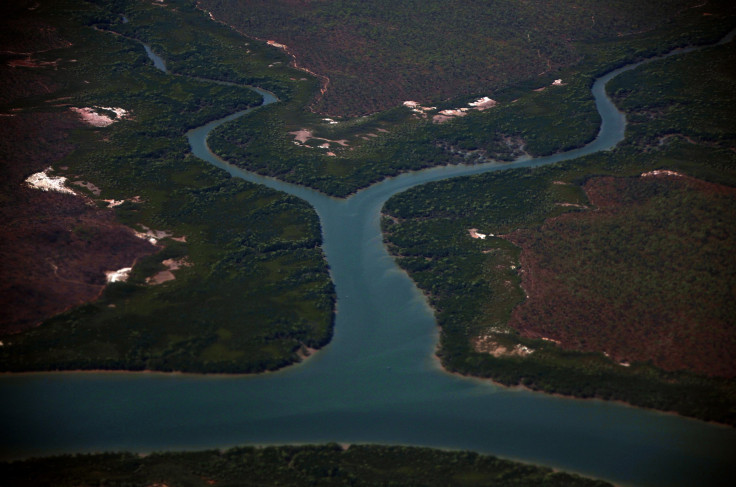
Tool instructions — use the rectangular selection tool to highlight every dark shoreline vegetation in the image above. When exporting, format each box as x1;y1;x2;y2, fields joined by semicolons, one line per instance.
0;444;612;487
383;35;736;424
0;0;334;374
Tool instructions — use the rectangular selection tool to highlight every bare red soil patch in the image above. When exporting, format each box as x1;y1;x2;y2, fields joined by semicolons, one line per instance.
505;174;736;377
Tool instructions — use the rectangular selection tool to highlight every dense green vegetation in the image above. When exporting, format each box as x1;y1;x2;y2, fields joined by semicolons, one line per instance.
201;0;732;116
383;37;736;424
0;0;333;373
205;0;736;196
0;444;612;487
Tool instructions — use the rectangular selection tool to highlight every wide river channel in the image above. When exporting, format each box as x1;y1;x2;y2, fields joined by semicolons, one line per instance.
1;33;735;487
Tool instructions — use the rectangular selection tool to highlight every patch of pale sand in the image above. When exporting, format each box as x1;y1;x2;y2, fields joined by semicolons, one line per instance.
172;236;187;242
70;106;129;127
72;180;101;195
641;169;684;178
468;96;497;110
289;129;350;147
540;336;562;345
106;267;132;283
432;114;455;124
147;270;175;284
290;129;313;143
433;108;469;123
104;199;125;208
267;40;287;50
139;225;173;239
25;168;76;195
326;151;337;157
147;258;191;285
377;128;389;133
134;225;175;245
533;87;546;92
473;336;534;356
440;108;468;116
555;202;588;208
468;228;490;239
104;195;142;208
552;180;571;185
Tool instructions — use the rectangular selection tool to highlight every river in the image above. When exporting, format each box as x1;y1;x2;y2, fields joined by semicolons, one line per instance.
1;35;735;487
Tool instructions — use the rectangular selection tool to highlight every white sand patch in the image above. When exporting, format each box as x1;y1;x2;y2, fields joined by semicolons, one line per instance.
106;267;132;283
540;336;562;345
432;97;496;123
25;168;76;195
290;129;313;143
473;336;534;356
104;195;142;208
326;151;337;157
555;202;588;209
134;225;173;245
70;106;129;127
641;170;684;178
403;100;436;115
468;96;497;110
267;40;287;50
322;118;338;124
440;108;468;116
552;79;565;86
468;228;492;239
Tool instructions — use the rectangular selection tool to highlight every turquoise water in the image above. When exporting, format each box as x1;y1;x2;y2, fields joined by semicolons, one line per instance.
1;39;735;487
